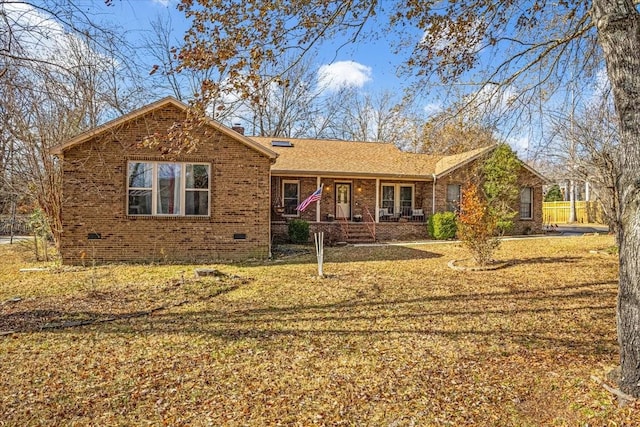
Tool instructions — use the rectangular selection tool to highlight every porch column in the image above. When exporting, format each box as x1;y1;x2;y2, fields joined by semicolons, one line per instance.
375;178;380;222
316;176;321;222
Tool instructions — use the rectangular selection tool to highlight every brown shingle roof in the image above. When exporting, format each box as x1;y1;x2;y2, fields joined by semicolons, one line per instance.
252;137;442;179
434;145;497;177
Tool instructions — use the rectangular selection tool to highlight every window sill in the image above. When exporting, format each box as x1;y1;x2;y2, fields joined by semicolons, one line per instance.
127;215;211;220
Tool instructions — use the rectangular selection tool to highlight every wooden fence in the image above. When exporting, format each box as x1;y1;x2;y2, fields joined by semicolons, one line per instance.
542;201;605;224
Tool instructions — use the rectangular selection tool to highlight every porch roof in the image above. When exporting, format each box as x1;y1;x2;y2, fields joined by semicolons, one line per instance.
252;137;442;179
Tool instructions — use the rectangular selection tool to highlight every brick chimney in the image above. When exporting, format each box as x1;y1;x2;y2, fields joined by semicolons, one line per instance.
231;123;245;135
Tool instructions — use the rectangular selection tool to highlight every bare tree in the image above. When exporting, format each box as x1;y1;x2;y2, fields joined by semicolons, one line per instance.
1;2;150;245
547;92;619;233
176;0;640;397
330;90;403;142
144;13;223;109
239;56;325;137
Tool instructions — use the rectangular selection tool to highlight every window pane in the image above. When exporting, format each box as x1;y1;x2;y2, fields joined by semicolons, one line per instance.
446;184;460;211
520;187;532;203
186;164;209;189
128;190;152;215
186;190;209;215
400;186;413;216
284;183;298;199
157;163;182;214
283;182;299;215
128;162;152;188
520;187;533;219
382;185;395;212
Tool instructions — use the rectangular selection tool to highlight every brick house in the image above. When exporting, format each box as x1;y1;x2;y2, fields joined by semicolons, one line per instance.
51;97;277;264
252;138;546;244
52;97;546;264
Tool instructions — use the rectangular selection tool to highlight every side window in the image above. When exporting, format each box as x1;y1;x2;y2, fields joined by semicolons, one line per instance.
446;184;461;212
520;187;533;219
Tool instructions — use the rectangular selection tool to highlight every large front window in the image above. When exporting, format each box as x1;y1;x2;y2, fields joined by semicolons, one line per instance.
127;161;210;216
381;183;414;217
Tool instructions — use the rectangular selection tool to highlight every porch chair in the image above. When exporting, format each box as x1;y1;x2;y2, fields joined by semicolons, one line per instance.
411;208;425;222
379;207;391;221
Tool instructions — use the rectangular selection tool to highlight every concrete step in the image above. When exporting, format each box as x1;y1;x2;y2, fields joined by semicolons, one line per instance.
344;224;376;243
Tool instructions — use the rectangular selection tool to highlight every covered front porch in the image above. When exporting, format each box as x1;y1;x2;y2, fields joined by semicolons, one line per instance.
270;219;429;244
270;176;432;243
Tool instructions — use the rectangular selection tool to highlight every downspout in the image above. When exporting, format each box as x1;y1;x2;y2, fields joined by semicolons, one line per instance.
432;173;437;215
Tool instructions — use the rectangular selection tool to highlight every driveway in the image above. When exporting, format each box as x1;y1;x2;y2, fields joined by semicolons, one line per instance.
0;236;31;244
554;224;610;235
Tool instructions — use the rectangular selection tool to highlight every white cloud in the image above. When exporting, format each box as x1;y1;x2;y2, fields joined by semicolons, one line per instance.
3;1;113;70
151;0;174;6
586;67;611;107
423;102;443;116
506;135;530;155
317;61;372;92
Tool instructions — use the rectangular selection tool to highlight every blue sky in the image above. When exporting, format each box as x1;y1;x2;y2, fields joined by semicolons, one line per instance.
106;0;412;95
15;0;567;159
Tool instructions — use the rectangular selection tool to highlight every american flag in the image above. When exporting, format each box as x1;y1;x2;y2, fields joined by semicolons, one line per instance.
296;185;323;212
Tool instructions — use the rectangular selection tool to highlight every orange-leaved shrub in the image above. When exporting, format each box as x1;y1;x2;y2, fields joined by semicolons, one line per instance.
457;183;500;266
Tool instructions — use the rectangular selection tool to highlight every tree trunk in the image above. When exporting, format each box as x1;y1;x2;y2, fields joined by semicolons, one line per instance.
569;180;577;223
592;0;640;398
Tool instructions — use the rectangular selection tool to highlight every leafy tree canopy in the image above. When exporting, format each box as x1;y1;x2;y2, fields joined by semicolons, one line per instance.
482;143;521;233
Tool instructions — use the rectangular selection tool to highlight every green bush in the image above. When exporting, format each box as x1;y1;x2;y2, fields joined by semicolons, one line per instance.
544;184;564;202
288;219;310;243
428;212;457;240
496;219;514;235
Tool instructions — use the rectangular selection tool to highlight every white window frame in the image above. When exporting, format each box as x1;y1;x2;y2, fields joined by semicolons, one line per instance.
282;180;300;217
127;161;211;217
381;183;415;216
520;187;533;220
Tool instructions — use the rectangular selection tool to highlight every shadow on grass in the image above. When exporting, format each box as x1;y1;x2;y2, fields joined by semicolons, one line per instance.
7;280;619;358
269;244;443;265
507;256;582;266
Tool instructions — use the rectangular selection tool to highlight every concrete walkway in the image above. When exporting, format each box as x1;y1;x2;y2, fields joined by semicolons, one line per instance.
354;223;611;247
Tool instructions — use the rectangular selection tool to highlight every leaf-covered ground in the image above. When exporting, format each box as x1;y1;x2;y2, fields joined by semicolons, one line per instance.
1;236;637;426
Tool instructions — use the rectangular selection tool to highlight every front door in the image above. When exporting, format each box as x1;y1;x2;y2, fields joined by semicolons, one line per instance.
335;183;351;219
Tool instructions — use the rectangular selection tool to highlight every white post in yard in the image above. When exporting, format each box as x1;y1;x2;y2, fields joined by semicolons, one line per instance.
314;232;324;277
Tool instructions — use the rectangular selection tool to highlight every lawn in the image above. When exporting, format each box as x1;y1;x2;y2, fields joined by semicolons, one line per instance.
1;235;637;426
